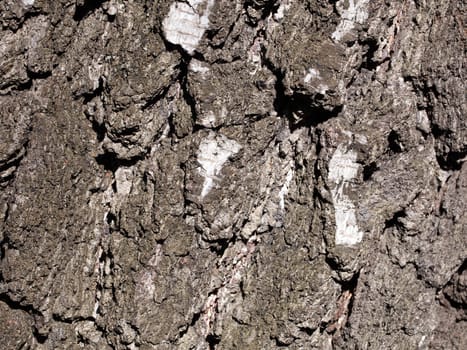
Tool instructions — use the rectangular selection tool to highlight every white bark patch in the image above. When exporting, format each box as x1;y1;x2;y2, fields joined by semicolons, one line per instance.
162;0;215;55
197;133;241;198
88;58;104;91
247;37;262;68
273;1;291;21
332;0;369;42
21;0;35;6
278;163;294;211
304;68;329;93
92;295;100;319
328;144;363;246
416;109;431;134
304;68;321;83
114;167;133;196
189;59;210;74
198;111;217;128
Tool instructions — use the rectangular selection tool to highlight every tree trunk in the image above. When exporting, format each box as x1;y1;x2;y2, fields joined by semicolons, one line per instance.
0;0;465;349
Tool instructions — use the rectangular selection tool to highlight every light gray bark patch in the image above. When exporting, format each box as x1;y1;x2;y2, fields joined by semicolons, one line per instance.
163;0;215;55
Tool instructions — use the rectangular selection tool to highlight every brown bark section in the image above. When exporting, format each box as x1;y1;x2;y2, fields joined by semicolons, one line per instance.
0;0;465;349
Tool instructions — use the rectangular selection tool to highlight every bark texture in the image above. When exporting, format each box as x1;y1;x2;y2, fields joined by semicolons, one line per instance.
0;0;466;349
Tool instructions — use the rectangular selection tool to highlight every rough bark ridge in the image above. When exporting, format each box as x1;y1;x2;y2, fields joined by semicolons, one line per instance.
0;0;466;349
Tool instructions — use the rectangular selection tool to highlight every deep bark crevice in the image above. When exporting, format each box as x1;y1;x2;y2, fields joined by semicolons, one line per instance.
206;334;221;350
384;209;406;231
362;161;379;181
95;152;144;173
90;119;107;142
208;237;232;257
341;271;360;324
0;293;43;317
436;150;466;171
358;37;387;71
261;50;341;130
442;259;467;311
73;0;106;22
387;130;403;153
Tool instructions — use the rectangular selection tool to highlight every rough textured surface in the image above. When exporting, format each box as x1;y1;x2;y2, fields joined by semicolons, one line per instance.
0;0;465;349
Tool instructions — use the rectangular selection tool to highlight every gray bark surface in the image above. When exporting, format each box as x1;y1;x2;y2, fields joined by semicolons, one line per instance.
0;0;465;349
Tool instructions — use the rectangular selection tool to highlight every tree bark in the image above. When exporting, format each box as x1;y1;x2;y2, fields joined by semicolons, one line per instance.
0;0;465;349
